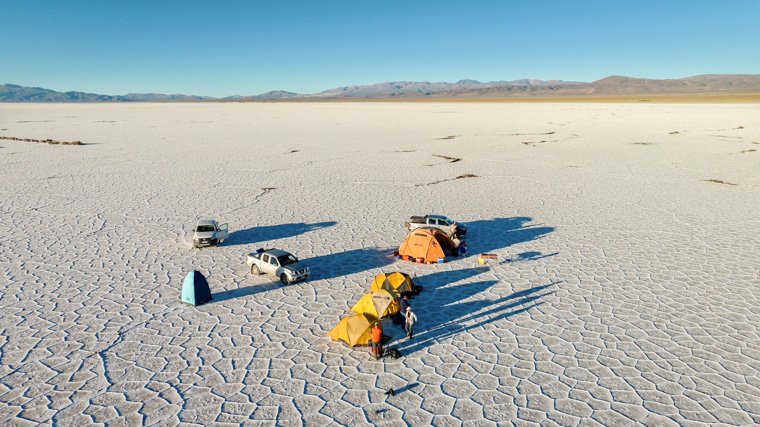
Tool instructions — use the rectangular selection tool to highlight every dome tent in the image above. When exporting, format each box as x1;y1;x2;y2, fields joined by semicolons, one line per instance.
398;227;457;264
328;313;382;347
181;270;212;306
370;272;414;295
351;289;400;318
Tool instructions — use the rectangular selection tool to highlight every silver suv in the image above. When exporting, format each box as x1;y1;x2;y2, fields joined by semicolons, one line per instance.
192;220;229;248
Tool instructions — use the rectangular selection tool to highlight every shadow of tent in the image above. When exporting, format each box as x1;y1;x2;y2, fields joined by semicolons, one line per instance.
208;281;283;304
381;268;489;326
462;217;555;255
413;267;488;292
396;282;559;354
382;269;494;340
225;221;337;246
308;247;398;281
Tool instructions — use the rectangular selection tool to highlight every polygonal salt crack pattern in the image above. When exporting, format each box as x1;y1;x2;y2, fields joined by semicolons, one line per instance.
0;103;759;425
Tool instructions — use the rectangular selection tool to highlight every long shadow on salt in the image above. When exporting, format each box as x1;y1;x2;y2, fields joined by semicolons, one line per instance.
209;247;395;303
225;221;337;246
413;267;488;291
208;280;284;304
308;247;398;281
395;282;558;354
462;216;554;255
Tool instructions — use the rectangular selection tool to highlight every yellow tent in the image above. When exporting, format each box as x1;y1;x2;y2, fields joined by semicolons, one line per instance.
371;272;414;294
351;289;400;318
328;313;382;347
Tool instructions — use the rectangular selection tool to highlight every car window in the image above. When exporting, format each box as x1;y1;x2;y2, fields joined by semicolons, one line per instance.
278;255;298;266
269;257;279;266
263;255;269;263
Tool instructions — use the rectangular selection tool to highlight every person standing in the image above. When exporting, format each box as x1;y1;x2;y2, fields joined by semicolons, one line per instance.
449;222;459;239
370;322;383;360
405;307;417;340
396;295;410;325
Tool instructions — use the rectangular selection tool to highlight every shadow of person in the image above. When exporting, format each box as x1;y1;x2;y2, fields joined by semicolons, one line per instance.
394;282;559;354
497;251;560;264
381;268;495;342
225;221;337;246
391;382;421;395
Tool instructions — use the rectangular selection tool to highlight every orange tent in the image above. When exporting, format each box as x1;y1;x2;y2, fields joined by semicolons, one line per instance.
398;227;457;264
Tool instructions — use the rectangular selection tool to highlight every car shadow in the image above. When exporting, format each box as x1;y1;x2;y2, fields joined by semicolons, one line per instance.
459;216;554;256
225;221;337;246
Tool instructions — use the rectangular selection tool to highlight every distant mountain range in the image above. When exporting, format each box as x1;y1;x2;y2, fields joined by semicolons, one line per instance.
0;84;215;102
2;75;759;102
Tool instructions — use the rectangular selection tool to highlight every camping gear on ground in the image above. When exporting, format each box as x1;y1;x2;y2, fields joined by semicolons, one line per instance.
351;289;400;318
478;253;498;265
328;313;382;347
181;270;212;306
398;227;458;264
371;272;414;295
388;348;402;359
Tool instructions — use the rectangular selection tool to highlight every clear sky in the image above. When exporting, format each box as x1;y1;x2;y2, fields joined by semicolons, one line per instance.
2;1;758;97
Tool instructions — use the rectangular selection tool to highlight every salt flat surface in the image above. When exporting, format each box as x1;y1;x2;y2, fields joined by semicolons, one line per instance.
0;102;759;425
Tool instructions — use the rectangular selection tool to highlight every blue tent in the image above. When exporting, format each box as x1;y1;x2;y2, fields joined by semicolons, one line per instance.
182;270;212;306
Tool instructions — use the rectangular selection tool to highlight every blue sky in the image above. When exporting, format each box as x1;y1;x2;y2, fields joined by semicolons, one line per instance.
2;1;758;97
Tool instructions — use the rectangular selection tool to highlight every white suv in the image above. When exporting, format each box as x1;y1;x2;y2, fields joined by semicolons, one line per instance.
192;220;229;248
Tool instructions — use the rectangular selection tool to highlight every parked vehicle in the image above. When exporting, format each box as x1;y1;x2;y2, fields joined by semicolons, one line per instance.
246;249;310;285
405;215;466;236
192;220;229;248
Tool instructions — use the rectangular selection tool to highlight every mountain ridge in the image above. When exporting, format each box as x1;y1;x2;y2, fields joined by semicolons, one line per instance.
2;75;759;102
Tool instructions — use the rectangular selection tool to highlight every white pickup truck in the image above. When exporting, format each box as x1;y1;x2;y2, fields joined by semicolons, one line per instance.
405;215;467;237
192;220;229;248
246;249;310;285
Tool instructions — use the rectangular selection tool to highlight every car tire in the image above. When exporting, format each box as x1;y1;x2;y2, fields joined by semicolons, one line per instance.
251;264;261;275
280;274;290;285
